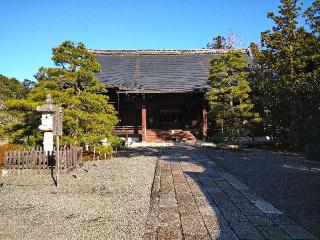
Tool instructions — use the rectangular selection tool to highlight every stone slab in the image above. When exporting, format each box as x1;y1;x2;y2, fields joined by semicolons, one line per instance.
257;225;292;240
228;220;265;240
279;225;317;240
252;200;283;214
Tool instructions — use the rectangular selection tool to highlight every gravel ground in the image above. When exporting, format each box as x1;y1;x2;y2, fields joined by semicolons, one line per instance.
0;148;157;240
209;148;320;238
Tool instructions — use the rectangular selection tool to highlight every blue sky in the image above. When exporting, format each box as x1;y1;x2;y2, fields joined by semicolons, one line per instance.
0;0;313;81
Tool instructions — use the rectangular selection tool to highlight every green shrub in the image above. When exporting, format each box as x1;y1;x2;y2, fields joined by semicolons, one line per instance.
98;145;113;159
110;136;125;151
82;136;125;161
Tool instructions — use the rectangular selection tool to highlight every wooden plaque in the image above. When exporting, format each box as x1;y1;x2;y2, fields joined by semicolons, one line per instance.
53;111;63;136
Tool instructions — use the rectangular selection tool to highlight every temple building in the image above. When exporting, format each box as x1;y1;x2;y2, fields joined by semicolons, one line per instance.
92;49;250;142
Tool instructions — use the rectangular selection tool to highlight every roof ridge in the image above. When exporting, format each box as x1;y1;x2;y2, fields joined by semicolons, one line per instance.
90;48;249;55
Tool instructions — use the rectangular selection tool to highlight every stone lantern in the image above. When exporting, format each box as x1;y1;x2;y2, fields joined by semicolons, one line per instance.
36;95;61;153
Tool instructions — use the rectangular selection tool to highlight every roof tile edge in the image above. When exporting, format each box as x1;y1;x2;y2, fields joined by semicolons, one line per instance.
89;49;249;55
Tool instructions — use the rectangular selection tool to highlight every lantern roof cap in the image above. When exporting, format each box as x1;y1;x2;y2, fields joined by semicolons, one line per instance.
36;94;62;113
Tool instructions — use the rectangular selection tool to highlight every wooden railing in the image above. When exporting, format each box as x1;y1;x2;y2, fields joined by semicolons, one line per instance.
113;126;142;131
4;146;82;171
112;126;142;136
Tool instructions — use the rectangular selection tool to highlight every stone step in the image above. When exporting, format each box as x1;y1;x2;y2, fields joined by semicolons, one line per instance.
145;129;197;142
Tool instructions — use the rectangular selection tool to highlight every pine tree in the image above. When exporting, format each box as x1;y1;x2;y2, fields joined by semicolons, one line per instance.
207;33;245;49
0;75;31;128
0;74;29;100
254;0;302;146
1;41;118;146
304;0;320;37
207;36;227;49
253;0;320;148
206;51;260;141
302;0;320;146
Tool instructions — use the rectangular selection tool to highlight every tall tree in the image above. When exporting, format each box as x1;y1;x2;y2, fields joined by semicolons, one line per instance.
252;0;320;147
207;32;246;50
1;41;118;145
0;74;29;101
207;35;227;49
302;0;320;146
0;75;32;128
206;51;260;141
304;0;320;37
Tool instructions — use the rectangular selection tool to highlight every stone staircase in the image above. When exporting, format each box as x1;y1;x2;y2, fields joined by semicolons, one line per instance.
145;129;197;143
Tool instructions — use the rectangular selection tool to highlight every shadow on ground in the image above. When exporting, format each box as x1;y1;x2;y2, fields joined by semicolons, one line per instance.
123;145;318;240
211;147;320;239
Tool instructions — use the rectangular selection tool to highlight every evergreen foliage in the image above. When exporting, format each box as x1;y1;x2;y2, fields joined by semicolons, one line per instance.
249;42;260;60
207;36;227;49
0;75;32;128
206;51;260;141
207;32;246;49
251;0;320;148
0;74;29;101
1;41;118;146
304;0;320;37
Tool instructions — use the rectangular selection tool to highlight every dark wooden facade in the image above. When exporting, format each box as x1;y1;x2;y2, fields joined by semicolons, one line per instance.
93;49;250;141
109;90;207;140
114;92;204;129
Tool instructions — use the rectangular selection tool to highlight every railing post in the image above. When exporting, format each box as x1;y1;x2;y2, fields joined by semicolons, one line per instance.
202;106;208;141
4;152;9;169
141;106;147;141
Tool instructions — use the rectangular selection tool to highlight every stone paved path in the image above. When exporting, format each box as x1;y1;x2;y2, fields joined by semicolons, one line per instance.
143;146;317;240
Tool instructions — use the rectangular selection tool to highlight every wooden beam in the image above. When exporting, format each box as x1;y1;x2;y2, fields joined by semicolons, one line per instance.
141;106;147;141
202;106;208;141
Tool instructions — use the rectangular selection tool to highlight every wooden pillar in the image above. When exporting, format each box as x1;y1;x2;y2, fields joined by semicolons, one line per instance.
141;106;147;141
202;106;207;140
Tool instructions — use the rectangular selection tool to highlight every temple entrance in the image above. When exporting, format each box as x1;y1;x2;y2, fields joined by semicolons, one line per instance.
111;92;207;141
159;109;183;129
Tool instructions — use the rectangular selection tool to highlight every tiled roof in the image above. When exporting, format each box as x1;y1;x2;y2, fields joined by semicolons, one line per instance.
92;49;250;93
